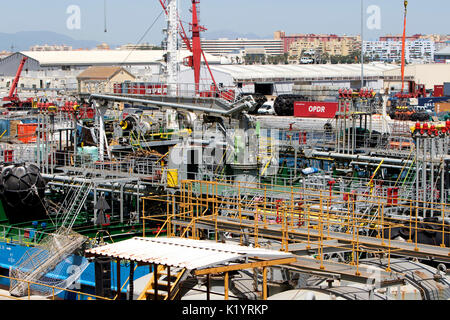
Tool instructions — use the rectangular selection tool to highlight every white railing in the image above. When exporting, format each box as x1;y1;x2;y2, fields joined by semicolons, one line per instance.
81;82;238;102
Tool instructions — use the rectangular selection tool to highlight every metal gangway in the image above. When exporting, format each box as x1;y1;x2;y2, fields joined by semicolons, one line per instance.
8;180;95;297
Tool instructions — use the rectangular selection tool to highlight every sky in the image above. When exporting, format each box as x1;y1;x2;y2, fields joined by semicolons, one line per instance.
0;0;448;46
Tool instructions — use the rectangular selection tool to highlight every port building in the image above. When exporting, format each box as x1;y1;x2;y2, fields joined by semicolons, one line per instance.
434;46;450;63
76;66;136;94
179;63;398;95
181;38;284;57
0;50;221;92
383;63;450;90
0;50;221;76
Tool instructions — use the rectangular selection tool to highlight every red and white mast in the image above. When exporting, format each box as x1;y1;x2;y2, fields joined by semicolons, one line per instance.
191;0;202;95
159;0;217;96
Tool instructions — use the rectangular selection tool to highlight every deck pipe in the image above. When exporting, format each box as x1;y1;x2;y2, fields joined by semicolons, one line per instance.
310;151;415;166
89;94;253;117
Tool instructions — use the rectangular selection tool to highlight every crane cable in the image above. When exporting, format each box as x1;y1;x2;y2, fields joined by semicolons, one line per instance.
104;0;107;33
400;0;408;94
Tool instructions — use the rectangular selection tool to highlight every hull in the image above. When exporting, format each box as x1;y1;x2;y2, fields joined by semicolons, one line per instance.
0;239;149;300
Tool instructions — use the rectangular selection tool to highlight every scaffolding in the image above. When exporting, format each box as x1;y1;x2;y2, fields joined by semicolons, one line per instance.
142;179;450;280
335;90;376;154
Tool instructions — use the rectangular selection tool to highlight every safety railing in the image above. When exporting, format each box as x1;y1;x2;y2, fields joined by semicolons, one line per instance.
89;82;238;103
0;274;111;301
142;179;450;274
0;225;51;247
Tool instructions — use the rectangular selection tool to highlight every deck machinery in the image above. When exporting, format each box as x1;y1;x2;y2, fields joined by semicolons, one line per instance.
2;84;449;300
0;0;449;301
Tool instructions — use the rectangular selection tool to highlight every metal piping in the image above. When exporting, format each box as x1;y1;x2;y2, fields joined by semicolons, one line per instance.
311;151;413;166
47;181;144;197
41;174;147;192
89;94;252;117
350;161;405;170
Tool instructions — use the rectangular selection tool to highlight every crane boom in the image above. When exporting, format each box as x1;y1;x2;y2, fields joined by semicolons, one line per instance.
158;0;218;95
5;57;28;101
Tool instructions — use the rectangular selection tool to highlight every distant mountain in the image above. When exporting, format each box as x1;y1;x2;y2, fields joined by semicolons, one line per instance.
203;30;273;40
0;31;101;51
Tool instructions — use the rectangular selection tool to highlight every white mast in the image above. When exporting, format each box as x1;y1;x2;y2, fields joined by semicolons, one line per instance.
166;0;179;96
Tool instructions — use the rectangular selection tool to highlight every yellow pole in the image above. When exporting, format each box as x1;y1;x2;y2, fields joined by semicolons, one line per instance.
306;205;311;249
386;225;392;272
442;203;446;248
319;190;324;270
143;199;146;237
408;200;412;243
415;206;419;252
261;156;273;176
367;159;385;186
263;267;268;300
224;272;229;300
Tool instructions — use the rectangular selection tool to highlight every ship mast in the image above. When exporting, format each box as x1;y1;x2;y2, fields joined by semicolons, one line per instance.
191;0;202;95
159;0;217;96
166;0;179;96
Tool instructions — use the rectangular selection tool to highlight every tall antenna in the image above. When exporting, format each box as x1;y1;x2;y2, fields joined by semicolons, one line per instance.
104;0;108;33
158;0;218;95
361;0;364;89
166;0;179;96
401;0;408;94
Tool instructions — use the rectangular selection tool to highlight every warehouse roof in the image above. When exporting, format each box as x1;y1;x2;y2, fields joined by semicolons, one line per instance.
76;66;135;80
85;237;293;270
435;46;450;55
18;50;221;66
208;63;398;81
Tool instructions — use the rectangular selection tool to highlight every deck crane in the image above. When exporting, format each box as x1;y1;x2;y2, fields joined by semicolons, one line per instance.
400;0;408;95
390;0;427;121
395;0;426;100
158;0;218;96
1;56;33;110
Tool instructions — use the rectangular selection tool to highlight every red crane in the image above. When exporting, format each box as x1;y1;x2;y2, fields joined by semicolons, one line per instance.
2;56;33;109
400;0;408;94
158;0;218;95
395;1;426;100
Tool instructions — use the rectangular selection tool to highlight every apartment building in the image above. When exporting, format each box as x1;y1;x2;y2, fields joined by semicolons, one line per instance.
181;38;284;56
275;31;361;55
288;36;361;58
363;39;435;63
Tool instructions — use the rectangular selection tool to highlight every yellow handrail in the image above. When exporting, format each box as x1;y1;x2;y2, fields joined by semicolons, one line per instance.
0;274;111;300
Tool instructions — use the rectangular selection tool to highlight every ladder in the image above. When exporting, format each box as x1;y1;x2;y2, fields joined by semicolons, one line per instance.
137;265;189;300
57;180;94;230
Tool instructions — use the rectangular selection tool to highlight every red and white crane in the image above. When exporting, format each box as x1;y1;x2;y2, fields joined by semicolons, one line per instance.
158;0;218;95
395;1;426;99
2;56;33;109
2;56;34;110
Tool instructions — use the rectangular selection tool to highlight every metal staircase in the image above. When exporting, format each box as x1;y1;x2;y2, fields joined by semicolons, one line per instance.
137;265;189;300
57;180;94;229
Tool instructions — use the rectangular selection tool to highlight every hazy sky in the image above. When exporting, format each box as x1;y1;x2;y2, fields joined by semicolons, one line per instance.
0;0;448;45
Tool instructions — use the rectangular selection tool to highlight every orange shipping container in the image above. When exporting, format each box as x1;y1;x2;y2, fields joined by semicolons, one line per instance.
436;102;450;113
17;123;38;143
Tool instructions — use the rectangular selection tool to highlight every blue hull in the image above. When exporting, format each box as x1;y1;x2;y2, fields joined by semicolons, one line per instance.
0;240;149;300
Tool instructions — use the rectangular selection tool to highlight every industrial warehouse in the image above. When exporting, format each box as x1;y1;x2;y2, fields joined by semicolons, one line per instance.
0;0;450;306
